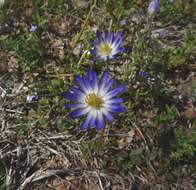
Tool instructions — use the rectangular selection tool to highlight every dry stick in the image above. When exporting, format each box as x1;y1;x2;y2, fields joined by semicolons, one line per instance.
20;170;65;190
77;50;89;68
109;19;113;32
96;172;104;190
0;108;23;114
131;121;147;144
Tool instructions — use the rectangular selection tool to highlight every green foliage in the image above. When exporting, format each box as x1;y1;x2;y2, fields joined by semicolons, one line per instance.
156;105;177;126
47;79;65;95
39;0;68;19
106;0;124;21
111;148;144;171
160;1;196;23
15;118;29;136
2;32;45;72
160;1;185;23
37;98;50;116
171;128;196;163
81;141;103;159
167;31;196;68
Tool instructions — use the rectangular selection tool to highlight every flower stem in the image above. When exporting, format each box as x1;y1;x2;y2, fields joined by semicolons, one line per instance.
71;0;97;50
100;123;110;145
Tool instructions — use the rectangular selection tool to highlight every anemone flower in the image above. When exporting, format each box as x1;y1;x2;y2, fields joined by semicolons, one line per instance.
61;69;126;130
90;31;124;61
148;0;160;15
29;24;37;32
136;71;150;81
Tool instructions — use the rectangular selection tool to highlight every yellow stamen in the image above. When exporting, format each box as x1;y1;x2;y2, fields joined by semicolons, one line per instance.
97;43;112;56
85;93;102;109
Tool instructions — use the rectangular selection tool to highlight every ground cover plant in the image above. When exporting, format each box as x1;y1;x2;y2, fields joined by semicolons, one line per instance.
0;0;196;189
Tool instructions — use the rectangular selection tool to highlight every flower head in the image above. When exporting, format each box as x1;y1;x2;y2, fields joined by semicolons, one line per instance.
62;69;126;130
148;0;160;15
29;24;37;32
136;71;150;81
120;19;126;26
26;94;38;103
90;31;124;61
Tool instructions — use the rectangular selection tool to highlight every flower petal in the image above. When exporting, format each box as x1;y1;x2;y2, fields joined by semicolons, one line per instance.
97;31;102;42
64;104;85;109
116;47;124;53
112;32;122;48
69;86;84;95
105;84;125;99
90;40;97;46
86;69;98;92
102;109;113;122
61;92;81;102
100;77;114;96
95;113;104;130
80;114;92;130
69;107;90;118
74;75;90;93
107;105;126;113
109;32;113;44
83;77;93;92
104;98;124;104
89;110;97;128
104;30;108;41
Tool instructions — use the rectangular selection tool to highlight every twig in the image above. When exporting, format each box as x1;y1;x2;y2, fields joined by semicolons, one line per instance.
95;172;104;190
20;170;65;190
131;122;147;144
0;108;23;114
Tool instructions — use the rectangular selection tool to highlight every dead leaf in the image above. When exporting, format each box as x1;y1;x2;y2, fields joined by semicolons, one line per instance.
183;102;196;119
0;62;8;72
118;129;135;149
50;178;66;190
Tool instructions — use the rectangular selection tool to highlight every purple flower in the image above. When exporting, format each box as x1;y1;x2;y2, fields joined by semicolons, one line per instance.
136;71;150;81
90;31;124;61
152;28;167;38
148;0;160;14
61;69;126;130
29;24;37;32
26;94;38;103
120;19;126;26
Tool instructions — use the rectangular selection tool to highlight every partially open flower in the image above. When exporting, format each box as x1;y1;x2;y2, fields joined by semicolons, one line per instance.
90;31;124;61
29;24;37;32
148;0;160;15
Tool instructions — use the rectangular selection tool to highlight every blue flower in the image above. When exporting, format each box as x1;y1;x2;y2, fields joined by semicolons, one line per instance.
136;71;150;81
90;31;124;61
120;19;126;26
62;69;126;130
29;24;37;32
148;0;160;15
26;94;38;103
